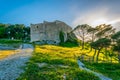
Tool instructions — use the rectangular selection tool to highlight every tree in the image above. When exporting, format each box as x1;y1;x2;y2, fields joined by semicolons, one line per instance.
111;31;120;63
87;27;98;42
0;23;30;41
91;38;111;62
73;24;91;49
95;24;115;57
0;24;6;38
96;24;115;39
87;27;98;52
23;27;30;40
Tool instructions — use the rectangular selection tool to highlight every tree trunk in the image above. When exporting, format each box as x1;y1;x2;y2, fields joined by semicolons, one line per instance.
89;46;93;53
111;57;112;63
82;39;84;49
89;34;94;52
93;49;97;62
105;47;108;59
118;51;120;63
96;48;102;63
82;33;85;49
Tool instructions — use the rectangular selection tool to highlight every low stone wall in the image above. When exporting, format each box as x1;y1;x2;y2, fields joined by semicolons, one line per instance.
34;40;58;45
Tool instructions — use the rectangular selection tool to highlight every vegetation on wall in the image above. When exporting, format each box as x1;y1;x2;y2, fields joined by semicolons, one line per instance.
59;31;65;43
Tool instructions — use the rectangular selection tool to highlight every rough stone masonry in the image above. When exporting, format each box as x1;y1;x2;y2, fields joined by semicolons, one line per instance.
30;20;72;44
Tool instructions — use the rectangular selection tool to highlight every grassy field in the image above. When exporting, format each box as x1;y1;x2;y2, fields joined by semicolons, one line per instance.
17;45;100;80
0;39;22;44
84;62;120;80
16;44;119;80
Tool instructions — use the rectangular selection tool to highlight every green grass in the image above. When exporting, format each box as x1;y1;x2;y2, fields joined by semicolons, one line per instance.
0;39;22;44
17;43;119;80
17;45;100;80
84;62;120;80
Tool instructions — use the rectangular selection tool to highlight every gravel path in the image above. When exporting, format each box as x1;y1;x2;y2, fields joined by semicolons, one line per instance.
0;44;33;80
77;60;112;80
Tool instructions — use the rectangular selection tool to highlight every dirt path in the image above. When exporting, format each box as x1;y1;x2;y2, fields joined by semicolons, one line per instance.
0;44;33;80
77;60;112;80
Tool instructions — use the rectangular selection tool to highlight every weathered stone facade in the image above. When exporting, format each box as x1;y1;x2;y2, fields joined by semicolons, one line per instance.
30;20;72;44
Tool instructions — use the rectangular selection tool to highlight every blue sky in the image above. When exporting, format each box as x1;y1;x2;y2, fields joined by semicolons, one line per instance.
0;0;120;28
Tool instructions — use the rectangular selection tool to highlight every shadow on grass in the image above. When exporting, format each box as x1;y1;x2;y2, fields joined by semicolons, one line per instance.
59;42;79;48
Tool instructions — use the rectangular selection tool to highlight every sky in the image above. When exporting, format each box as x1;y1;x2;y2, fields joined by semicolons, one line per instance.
0;0;120;28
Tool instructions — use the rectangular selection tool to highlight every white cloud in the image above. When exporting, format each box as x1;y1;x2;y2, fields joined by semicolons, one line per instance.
72;6;120;29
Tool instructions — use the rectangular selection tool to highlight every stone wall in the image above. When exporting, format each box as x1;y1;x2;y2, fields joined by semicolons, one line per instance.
30;20;72;44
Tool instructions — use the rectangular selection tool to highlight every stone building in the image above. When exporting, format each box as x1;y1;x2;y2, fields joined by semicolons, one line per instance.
30;20;72;44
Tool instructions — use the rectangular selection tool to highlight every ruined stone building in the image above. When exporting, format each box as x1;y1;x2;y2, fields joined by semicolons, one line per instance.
30;20;72;44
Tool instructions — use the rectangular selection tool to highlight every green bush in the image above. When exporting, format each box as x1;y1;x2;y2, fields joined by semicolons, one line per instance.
59;40;79;47
59;31;64;43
